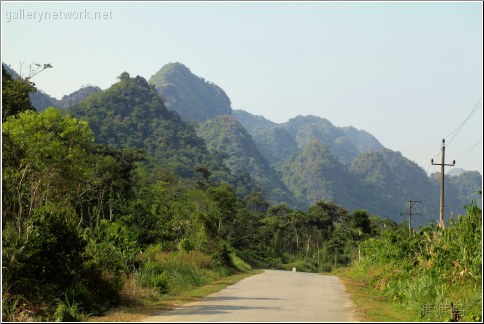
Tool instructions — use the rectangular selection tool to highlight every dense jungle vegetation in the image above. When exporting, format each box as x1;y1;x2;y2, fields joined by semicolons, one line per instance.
2;65;481;322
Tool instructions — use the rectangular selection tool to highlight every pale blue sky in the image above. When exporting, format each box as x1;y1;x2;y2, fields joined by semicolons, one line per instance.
2;1;483;174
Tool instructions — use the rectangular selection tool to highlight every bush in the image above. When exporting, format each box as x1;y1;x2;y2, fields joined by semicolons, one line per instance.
137;246;227;295
53;295;81;322
2;204;85;300
229;252;252;272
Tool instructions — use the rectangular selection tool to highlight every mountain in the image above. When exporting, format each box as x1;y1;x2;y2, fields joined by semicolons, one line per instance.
197;115;297;206
447;171;482;209
58;86;103;108
29;86;103;111
277;139;364;210
149;63;232;122
68;72;226;179
235;111;385;165
11;60;479;226
341;126;386;154
28;90;57;111
349;149;439;225
447;168;467;177
253;126;299;165
232;109;277;137
277;141;479;226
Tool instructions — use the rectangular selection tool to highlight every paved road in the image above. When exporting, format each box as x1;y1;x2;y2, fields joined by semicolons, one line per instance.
144;269;357;322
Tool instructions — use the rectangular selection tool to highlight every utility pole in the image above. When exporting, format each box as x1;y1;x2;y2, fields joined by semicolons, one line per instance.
431;139;455;230
400;200;421;234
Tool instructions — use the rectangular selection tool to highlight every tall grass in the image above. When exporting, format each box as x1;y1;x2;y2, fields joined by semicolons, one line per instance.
353;199;482;322
136;245;232;295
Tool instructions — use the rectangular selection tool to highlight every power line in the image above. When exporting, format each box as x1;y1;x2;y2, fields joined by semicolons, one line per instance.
454;139;482;160
426;150;441;175
445;98;482;146
444;98;481;140
426;99;481;176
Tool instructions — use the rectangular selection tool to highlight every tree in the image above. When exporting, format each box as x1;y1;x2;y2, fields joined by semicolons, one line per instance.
2;108;94;234
2;65;36;122
351;210;372;239
207;183;237;240
195;165;212;190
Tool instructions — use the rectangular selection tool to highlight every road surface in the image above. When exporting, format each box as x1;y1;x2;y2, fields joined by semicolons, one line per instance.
143;269;357;322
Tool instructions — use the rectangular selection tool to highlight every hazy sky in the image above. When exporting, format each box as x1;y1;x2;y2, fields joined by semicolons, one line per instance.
2;1;483;174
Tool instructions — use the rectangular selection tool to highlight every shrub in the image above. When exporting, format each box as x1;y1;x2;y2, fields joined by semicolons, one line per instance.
53;295;81;322
229;251;252;272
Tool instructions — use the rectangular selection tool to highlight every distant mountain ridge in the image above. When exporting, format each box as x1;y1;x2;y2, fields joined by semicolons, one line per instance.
30;85;103;111
234;112;384;165
6;61;480;227
231;107;480;226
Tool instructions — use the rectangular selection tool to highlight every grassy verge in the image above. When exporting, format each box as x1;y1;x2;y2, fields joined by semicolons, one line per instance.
86;270;262;322
335;264;482;322
334;266;418;322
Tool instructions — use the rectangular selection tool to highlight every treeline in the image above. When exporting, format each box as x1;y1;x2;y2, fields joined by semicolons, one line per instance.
2;66;387;321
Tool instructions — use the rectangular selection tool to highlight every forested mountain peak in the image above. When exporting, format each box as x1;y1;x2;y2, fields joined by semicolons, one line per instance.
197;115;298;206
149;62;232;122
277;139;361;209
67;72;216;178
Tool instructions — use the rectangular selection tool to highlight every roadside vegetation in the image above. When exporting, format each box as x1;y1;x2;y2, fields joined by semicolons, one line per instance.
337;198;482;322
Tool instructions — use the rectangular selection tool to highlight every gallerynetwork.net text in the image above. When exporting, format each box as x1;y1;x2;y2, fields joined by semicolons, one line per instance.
5;9;113;23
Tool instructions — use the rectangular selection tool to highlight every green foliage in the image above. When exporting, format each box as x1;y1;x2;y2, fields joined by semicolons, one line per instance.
83;220;140;276
2;108;94;231
137;247;222;294
53;294;82;322
229;252;252;272
2;64;37;121
253;126;299;164
356;200;482;321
